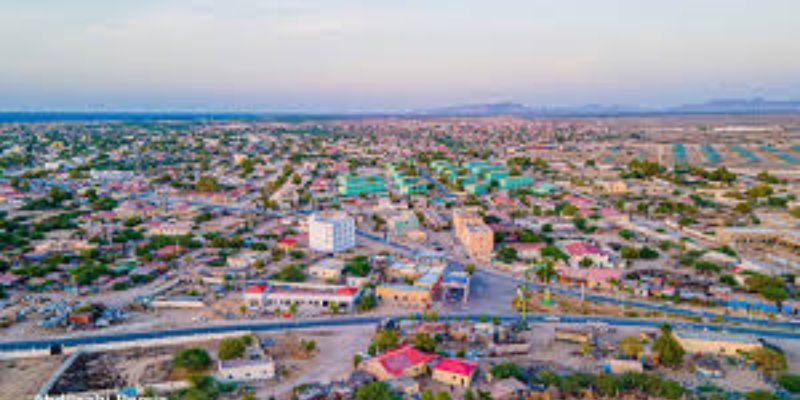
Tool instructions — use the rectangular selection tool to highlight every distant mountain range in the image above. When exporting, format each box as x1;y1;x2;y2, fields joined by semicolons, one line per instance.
412;98;800;117
2;98;800;122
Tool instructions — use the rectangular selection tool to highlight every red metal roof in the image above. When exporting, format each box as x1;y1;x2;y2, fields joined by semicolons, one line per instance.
432;358;478;377
245;284;269;294
375;344;438;377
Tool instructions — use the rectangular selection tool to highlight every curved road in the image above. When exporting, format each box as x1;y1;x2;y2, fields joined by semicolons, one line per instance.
2;313;800;353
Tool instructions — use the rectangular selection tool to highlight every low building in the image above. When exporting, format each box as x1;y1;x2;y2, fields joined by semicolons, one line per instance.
554;327;593;344
245;282;360;313
431;358;478;388
694;355;724;379
376;284;432;308
244;284;269;309
674;330;761;356
218;358;276;381
487;378;528;400
360;344;438;380
507;242;544;260
602;359;643;374
387;376;420;397
597;180;629;194
308;258;345;282
498;176;533;190
555;266;622;289
388;211;420;237
563;241;612;268
227;251;265;269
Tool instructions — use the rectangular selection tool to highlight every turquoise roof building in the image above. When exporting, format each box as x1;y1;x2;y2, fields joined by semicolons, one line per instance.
499;175;533;189
338;174;386;196
466;182;490;195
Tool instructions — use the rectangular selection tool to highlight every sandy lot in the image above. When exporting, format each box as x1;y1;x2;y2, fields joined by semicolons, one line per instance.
257;325;375;400
0;357;61;400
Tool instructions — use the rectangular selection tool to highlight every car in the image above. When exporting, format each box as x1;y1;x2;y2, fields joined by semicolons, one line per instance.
543;315;560;323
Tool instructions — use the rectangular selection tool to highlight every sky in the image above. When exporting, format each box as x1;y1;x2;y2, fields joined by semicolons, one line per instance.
0;0;799;112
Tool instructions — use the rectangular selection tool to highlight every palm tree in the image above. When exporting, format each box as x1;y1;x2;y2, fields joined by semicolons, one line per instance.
536;262;557;284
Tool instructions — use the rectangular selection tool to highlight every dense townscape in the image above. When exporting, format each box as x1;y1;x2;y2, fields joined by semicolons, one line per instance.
0;114;798;399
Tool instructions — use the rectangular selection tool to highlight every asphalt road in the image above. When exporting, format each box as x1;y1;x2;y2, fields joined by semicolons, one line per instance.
3;312;800;353
357;229;800;331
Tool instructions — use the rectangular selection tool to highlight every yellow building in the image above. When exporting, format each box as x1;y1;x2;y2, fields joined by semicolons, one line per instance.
597;180;629;194
674;330;762;356
376;284;432;308
431;358;478;388
452;209;494;264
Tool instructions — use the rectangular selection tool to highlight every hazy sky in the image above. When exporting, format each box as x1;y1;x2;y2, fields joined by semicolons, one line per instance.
1;0;799;112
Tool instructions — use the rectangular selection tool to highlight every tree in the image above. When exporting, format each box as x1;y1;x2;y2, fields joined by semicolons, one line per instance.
778;374;800;393
196;176;220;192
173;348;212;372
413;333;437;353
495;246;518;263
760;285;788;308
536;262;557;283
638;246;659;259
694;260;721;274
734;201;752;214
594;374;620;397
745;390;779;400
301;339;317;353
353;353;363;368
421;390;435;400
540;245;567;261
580;341;592;357
490;362;524;380
356;293;377;312
218;337;247;360
652;324;684;367
748;347;787;377
373;329;400;352
621;246;640;260
579;257;593;268
618;229;633;240
434;392;452;400
619;336;644;359
355;382;401;400
463;390;476;400
465;263;476;276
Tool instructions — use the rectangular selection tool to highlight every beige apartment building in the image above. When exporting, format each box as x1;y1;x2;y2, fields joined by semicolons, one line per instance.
452;208;494;264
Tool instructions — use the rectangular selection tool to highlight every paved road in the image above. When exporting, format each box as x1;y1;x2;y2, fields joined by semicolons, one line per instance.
355;230;800;331
417;167;455;200
4;312;800;353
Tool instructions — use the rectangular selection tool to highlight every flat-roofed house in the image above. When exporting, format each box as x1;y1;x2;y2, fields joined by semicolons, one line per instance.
308;258;345;282
376;284;432;308
218;358;275;381
674;330;762;356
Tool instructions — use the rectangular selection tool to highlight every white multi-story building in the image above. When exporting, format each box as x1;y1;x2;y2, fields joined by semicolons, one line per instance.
308;211;355;253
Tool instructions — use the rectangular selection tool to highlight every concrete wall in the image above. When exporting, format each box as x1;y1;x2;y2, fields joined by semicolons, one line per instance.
0;330;252;361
